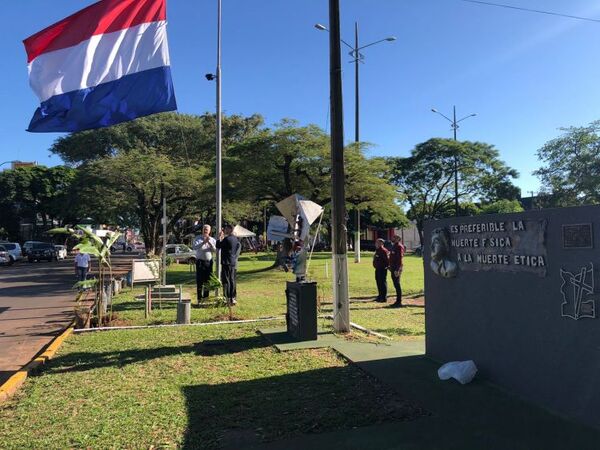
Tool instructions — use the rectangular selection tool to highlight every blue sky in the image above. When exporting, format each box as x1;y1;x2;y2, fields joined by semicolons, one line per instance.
2;0;600;195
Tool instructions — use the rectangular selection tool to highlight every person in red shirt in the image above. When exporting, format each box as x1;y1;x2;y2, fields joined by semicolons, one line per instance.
389;235;404;307
373;238;390;302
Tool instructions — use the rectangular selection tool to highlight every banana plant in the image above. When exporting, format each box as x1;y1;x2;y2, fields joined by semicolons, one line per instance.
49;225;122;326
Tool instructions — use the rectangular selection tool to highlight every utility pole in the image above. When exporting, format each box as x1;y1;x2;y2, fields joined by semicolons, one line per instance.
329;0;350;332
215;0;222;277
353;22;361;263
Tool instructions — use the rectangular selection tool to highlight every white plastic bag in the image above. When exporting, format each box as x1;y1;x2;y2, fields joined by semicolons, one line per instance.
438;360;478;385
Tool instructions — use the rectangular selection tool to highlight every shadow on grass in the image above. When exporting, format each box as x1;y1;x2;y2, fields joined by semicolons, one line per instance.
373;327;425;337
319;305;424;312
350;294;425;301
44;335;273;375
181;365;426;449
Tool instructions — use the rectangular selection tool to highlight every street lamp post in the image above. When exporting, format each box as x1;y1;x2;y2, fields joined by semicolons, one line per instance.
0;161;16;169
315;23;396;263
430;106;477;216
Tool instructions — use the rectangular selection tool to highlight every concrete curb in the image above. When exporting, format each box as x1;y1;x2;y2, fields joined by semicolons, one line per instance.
0;321;75;404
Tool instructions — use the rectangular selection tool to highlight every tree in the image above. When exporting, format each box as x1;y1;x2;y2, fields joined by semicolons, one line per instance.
534;120;600;206
479;199;524;215
0;165;76;240
391;138;519;244
225;119;330;203
227;120;406;229
77;150;210;256
51;112;264;165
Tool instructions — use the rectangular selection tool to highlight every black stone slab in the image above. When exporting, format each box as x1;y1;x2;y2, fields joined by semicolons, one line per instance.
424;205;600;429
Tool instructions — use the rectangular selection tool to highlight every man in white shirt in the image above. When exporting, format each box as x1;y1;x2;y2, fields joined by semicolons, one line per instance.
192;224;216;301
74;251;91;281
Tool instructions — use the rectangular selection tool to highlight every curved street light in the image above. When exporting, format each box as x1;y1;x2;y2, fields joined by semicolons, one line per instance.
315;21;396;262
0;160;16;169
430;106;477;216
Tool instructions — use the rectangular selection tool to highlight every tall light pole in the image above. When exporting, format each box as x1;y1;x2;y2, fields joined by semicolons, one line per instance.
431;106;477;216
315;23;396;263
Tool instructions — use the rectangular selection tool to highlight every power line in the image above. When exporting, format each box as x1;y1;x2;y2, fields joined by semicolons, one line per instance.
460;0;600;24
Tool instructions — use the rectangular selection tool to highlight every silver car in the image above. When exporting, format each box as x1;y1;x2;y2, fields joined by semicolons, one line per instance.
165;244;196;264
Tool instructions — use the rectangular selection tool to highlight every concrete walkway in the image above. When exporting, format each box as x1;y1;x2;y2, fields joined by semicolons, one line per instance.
0;260;79;385
255;328;600;450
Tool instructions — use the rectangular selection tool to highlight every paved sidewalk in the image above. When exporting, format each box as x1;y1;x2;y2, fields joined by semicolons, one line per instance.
256;328;600;450
0;260;79;385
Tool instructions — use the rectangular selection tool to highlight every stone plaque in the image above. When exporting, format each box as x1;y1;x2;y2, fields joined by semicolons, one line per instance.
447;219;547;276
562;224;593;249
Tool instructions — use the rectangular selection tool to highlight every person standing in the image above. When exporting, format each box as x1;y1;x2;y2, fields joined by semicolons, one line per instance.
74;250;91;282
192;224;216;301
389;235;404;307
216;224;241;305
373;238;390;303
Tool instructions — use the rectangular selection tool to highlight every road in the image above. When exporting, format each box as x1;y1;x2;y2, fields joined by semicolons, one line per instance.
0;259;78;385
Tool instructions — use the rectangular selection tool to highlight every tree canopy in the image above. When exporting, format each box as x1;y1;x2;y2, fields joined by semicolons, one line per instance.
74;150;210;256
0;165;76;240
39;113;406;253
50;112;265;165
535;120;600;206
390;138;520;243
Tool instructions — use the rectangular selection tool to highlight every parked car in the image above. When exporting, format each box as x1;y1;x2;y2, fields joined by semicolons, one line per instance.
110;241;134;253
0;242;23;264
54;245;68;260
0;245;10;265
165;244;196;264
28;242;58;262
22;241;43;257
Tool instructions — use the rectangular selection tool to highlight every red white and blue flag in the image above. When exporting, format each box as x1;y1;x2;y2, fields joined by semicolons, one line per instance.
23;0;177;133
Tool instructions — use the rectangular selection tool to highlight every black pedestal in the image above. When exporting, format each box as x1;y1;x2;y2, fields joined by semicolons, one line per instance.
285;281;317;341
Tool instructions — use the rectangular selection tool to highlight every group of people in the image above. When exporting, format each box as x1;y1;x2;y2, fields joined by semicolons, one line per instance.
372;235;405;308
193;224;241;306
74;225;404;308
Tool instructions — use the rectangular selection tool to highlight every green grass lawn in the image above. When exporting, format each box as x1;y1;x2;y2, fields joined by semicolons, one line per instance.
109;252;425;339
0;323;424;449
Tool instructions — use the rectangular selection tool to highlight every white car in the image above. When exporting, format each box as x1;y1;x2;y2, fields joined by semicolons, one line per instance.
55;245;68;260
0;242;23;264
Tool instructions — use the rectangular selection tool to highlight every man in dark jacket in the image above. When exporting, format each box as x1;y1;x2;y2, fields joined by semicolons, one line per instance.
389;235;404;307
373;238;390;302
216;224;241;305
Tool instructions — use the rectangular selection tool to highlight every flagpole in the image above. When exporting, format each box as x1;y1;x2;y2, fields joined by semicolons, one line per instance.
215;0;222;277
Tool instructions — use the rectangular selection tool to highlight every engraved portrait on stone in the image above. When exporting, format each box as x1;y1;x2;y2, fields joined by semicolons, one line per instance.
430;227;457;278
